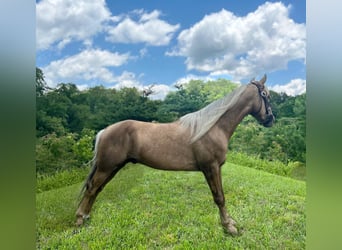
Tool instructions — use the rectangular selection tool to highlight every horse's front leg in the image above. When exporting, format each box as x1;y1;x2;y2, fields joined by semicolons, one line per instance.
202;164;238;236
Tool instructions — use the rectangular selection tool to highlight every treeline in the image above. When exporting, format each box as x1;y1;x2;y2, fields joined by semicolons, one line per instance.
36;68;305;175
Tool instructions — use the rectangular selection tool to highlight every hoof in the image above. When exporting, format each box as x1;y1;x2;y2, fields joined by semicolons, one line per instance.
227;224;239;236
76;216;84;227
75;214;89;227
222;219;239;236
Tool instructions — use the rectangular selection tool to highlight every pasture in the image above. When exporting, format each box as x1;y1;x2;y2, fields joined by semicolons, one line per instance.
36;161;305;249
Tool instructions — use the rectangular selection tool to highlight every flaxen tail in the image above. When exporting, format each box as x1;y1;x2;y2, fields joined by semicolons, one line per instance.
78;129;105;200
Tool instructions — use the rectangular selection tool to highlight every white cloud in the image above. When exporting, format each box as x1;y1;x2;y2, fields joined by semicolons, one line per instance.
270;78;306;96
75;84;89;91
109;72;171;100
105;9;180;46
148;84;172;100
168;2;306;81
111;71;143;89
43;49;171;99
36;0;111;50
42;49;131;87
37;2;180;49
173;74;217;87
139;48;148;58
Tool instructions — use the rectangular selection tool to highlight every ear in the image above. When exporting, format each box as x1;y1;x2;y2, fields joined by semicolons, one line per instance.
250;77;255;83
259;74;267;85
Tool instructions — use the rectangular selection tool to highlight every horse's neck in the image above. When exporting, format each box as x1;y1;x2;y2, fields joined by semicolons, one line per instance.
216;97;252;140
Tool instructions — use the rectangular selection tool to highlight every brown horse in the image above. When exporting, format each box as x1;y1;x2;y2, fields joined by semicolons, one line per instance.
76;75;274;235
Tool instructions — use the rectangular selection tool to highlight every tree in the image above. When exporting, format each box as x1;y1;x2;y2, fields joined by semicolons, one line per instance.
203;78;238;103
158;80;208;120
36;67;49;96
293;93;306;118
142;84;155;98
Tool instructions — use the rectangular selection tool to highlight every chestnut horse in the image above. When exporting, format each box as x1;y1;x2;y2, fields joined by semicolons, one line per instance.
76;75;274;235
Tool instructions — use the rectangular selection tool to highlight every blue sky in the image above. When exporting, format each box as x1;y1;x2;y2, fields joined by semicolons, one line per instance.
36;0;306;99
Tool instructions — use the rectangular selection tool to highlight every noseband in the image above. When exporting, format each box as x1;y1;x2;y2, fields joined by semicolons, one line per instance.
250;81;272;116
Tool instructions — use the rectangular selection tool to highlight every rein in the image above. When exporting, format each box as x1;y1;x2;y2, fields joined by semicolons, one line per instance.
250;81;272;116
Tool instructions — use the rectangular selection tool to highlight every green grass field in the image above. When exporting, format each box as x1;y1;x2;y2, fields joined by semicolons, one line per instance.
36;162;305;249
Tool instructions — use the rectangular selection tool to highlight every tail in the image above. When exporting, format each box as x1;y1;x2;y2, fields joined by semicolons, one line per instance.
78;129;105;200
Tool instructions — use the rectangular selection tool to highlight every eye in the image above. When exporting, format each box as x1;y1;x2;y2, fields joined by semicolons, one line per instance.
261;91;267;97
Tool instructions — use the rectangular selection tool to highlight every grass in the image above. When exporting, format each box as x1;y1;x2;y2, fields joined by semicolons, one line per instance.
36;161;305;249
228;151;306;180
36;167;90;193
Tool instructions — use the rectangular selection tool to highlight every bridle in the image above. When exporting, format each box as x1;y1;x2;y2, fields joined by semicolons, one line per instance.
250;81;272;116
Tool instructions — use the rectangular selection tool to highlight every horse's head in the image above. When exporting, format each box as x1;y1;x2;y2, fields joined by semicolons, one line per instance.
249;74;275;127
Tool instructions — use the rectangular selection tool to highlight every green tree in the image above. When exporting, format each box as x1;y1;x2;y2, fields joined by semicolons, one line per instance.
36;67;49;96
116;87;161;122
203;78;238;103
36;110;66;137
157;80;208;120
293;93;306;118
72;128;95;164
36;133;77;174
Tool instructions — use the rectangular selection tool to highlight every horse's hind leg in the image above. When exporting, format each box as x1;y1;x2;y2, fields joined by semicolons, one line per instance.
76;165;121;226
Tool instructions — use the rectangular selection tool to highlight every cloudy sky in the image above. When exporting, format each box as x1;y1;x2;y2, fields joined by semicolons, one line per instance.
36;0;306;99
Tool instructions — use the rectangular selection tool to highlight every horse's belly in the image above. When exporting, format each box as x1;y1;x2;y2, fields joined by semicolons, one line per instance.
132;122;197;170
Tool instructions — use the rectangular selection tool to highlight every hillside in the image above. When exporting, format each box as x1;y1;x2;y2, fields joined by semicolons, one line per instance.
36;163;305;249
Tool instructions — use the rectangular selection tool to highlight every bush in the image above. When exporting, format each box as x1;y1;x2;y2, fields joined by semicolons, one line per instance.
72;128;95;164
36;129;95;175
36;167;89;193
229;117;306;164
228;151;298;178
36;133;77;175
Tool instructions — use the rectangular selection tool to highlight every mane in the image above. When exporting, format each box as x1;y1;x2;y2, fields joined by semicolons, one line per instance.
179;84;247;143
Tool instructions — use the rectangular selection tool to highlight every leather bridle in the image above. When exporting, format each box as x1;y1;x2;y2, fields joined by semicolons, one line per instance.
250;81;272;116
